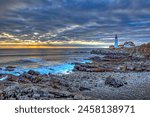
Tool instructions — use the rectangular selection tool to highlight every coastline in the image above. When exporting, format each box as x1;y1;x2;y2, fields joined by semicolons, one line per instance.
0;43;150;100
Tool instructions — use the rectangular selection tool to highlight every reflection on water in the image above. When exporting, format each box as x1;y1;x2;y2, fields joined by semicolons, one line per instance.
0;48;93;75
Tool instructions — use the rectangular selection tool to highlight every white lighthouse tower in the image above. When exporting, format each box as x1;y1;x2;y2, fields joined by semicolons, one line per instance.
114;34;119;48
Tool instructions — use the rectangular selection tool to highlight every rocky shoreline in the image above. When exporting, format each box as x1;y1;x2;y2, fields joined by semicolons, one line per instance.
0;43;150;100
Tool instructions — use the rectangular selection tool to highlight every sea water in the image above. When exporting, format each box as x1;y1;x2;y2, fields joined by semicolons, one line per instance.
0;48;93;76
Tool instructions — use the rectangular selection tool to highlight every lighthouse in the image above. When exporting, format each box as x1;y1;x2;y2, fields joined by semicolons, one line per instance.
114;34;118;48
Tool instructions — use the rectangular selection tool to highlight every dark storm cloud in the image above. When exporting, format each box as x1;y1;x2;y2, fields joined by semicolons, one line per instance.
0;0;150;45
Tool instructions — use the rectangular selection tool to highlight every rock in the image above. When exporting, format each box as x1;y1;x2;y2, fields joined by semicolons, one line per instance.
0;90;4;99
5;66;16;71
104;55;127;59
19;72;42;83
32;94;40;99
37;89;50;97
74;65;87;71
127;43;150;59
47;94;55;98
119;65;127;72
90;56;102;62
49;91;74;98
75;64;113;72
79;87;90;91
28;70;40;76
79;81;90;91
18;96;30;100
7;75;18;82
21;73;33;79
22;87;33;94
89;68;113;72
74;94;86;100
8;98;16;100
127;65;135;71
146;66;150;71
105;77;126;88
3;84;21;99
135;66;144;72
91;48;128;56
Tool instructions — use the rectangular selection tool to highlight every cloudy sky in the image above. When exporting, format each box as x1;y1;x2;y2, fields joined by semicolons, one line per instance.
0;0;150;48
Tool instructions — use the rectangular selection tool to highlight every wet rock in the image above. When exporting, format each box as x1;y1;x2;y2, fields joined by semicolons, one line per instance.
74;65;86;71
7;75;18;82
28;70;40;76
5;66;16;71
0;75;8;81
105;77;126;88
19;72;42;83
75;64;113;72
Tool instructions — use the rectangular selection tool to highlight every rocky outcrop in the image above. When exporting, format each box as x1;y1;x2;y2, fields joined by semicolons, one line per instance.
0;72;91;100
74;64;113;72
79;43;149;73
127;43;150;59
91;48;128;56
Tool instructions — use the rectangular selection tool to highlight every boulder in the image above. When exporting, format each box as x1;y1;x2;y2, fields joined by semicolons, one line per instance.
28;70;40;76
79;81;90;91
5;66;16;71
7;75;18;82
105;77;127;88
32;94;40;99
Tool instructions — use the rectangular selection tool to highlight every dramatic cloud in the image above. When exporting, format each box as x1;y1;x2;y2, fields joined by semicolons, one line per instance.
0;0;150;47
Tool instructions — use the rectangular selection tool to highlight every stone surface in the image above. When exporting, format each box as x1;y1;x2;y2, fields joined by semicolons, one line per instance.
105;77;126;88
28;70;40;76
5;66;16;71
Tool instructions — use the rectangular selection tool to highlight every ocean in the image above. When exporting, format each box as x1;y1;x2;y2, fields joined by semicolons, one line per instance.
0;48;94;76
